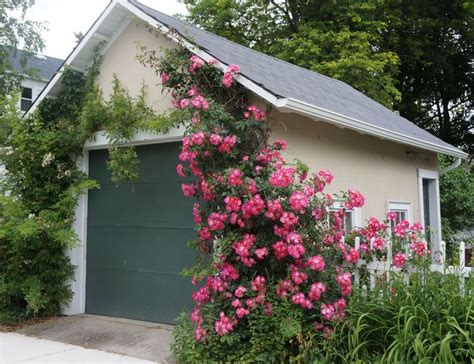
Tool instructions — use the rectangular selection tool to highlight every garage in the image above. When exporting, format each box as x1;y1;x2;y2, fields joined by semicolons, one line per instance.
85;142;197;324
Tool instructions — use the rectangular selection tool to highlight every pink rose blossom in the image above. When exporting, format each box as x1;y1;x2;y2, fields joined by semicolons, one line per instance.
241;194;265;218
308;255;325;271
386;211;398;220
176;164;186;178
215;312;234;336
181;183;196;197
189;55;205;74
272;241;288;260
321;303;335;320
269;167;295;188
273;139;287;150
224;196;242;212
228;169;243;186
254;247;269;260
160;72;169;84
236;307;250;318
234;286;247;298
194;326;206;341
265;199;283;220
287;243;305;259
393;252;406;268
345;189;365;209
289;190;309;213
291;270;308;285
227;64;240;74
308;282;326;301
345;247;360;264
207;212;228;231
179;98;190;109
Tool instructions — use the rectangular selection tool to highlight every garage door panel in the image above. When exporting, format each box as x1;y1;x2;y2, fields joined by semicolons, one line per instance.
87;226;196;274
86;142;197;323
87;183;194;227
89;145;183;183
86;267;194;324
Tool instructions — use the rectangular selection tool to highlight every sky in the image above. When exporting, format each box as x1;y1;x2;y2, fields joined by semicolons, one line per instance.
24;0;188;59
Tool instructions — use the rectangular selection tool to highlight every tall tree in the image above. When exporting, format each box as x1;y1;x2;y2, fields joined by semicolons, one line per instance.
383;0;473;154
0;0;44;99
184;0;473;153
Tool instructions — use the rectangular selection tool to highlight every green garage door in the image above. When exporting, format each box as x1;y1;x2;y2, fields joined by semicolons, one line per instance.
85;143;197;324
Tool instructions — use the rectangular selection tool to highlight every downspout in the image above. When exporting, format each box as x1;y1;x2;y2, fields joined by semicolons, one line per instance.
439;157;462;176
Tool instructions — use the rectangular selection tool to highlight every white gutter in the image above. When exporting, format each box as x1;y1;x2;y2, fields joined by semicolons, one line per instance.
439;157;462;176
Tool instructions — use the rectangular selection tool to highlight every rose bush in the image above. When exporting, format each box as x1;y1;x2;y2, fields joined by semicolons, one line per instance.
139;48;371;361
141;48;449;362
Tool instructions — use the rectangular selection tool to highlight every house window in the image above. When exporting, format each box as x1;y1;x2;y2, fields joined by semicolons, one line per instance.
331;202;361;234
21;87;33;112
387;201;411;231
418;169;441;255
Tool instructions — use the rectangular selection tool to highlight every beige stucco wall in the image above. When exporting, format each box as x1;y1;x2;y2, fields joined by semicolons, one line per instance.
97;17;439;225
269;110;438;223
96;19;175;113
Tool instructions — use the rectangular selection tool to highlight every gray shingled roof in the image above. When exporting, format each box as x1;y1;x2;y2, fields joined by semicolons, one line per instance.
10;49;63;81
130;0;463;154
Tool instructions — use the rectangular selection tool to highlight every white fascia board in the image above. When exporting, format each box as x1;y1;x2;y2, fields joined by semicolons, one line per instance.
279;98;469;159
84;127;185;150
25;0;119;116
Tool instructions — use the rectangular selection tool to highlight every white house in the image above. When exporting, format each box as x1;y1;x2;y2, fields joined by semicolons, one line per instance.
10;49;63;113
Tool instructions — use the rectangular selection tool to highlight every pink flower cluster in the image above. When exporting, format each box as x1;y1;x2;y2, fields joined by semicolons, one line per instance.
289;190;309;213
243;105;266;121
393;253;406;268
345;189;365;209
222;64;240;88
269;167;295;188
189;55;205;74
215;312;235;336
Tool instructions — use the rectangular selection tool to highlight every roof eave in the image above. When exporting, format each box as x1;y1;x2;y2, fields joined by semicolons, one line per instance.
279;98;468;159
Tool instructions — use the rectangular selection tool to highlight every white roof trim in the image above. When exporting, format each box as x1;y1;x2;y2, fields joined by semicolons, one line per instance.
279;98;468;159
26;0;468;159
26;0;118;116
84;127;184;150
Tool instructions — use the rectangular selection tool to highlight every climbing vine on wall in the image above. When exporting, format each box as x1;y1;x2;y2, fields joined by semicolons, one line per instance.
0;49;178;322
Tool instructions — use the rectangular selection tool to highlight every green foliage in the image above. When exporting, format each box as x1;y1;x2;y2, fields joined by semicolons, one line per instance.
277;25;400;109
78;73;182;184
385;0;474;154
0;184;94;322
0;47;172;322
322;272;474;363
439;156;474;243
0;0;45;104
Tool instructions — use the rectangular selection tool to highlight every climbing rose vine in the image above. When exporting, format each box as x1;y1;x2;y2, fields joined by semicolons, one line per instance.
142;48;430;361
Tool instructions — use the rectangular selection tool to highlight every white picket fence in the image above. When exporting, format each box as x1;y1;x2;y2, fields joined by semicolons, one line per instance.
352;238;472;293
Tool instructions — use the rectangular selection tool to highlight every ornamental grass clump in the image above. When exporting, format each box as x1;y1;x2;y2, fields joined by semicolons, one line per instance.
143;48;367;361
